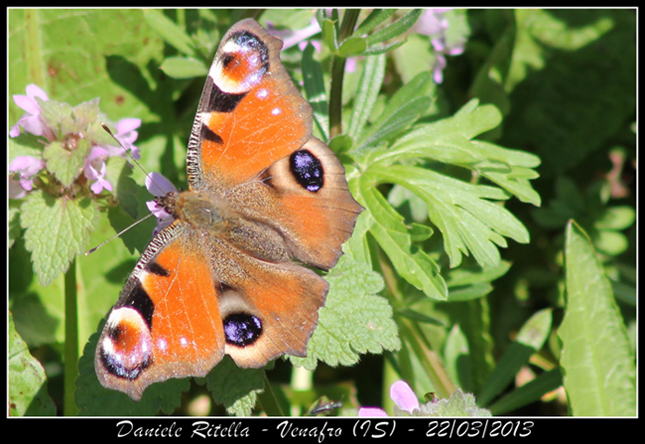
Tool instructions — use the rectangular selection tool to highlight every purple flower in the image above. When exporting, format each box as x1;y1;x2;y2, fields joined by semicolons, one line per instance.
102;118;142;160
358;380;420;416
10;84;55;141
415;9;466;84
9;156;46;199
267;18;322;51
145;172;177;234
82;118;142;194
83;147;113;194
10;84;144;198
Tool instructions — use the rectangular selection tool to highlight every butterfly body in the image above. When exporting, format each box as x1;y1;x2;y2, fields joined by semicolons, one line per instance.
95;19;362;401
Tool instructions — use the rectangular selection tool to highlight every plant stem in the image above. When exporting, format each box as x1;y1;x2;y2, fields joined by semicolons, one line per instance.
63;258;79;416
258;374;285;416
329;9;361;138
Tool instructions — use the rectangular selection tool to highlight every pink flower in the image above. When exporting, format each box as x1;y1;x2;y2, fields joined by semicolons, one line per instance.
102;118;142;160
145;172;177;234
358;380;420;416
9;156;46;199
83;147;113;194
10;84;55;141
9;85;144;198
415;9;467;84
83;118;142;194
267;18;322;51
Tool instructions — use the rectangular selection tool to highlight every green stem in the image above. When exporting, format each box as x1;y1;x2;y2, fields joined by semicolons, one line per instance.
328;9;361;138
63;258;79;416
258;374;285;416
398;319;455;399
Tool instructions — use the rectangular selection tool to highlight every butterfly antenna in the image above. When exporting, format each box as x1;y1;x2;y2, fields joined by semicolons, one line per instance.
102;123;151;177
85;212;155;255
85;124;160;256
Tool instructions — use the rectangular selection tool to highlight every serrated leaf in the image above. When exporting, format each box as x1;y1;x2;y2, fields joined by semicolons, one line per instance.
416;389;491;417
372;99;540;214
206;358;266;416
8;312;56;416
22;191;100;286
371;164;528;268
357;177;448;299
385;101;506;165
292;256;399;369
43;138;91;187
72;98;101;131
37;98;73;135
559;221;636;416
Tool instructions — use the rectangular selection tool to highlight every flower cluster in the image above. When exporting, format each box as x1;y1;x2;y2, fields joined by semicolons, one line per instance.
9;84;141;199
416;9;467;84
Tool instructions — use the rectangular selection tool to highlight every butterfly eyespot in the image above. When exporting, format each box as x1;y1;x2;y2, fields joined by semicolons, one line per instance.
223;313;263;347
99;307;153;381
290;150;324;192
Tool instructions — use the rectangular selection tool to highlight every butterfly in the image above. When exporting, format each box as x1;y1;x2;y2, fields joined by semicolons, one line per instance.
94;18;362;401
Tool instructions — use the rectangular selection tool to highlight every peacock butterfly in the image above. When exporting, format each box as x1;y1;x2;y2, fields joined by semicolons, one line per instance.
95;18;362;401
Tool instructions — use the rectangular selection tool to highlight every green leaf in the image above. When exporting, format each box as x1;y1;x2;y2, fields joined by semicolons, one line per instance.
206;358;266;416
477;309;552;406
370;164;528;268
21;191;100;287
356;71;432;150
502;10;635;176
347;53;386;142
106;155;139;220
559;221;636;416
362;40;407;56
301;43;330;141
143;9;197;58
338;35;368;57
160;56;208;79
8;312;56;416
382;100;541;207
38;98;73;137
416;389;491;417
385;100;504;163
488;369;563;415
366;9;422;47
355;9;397;35
72;98;101;131
321;18;338;53
292;256;400;369
445;261;512;302
356;177;448;299
43;138;92;187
